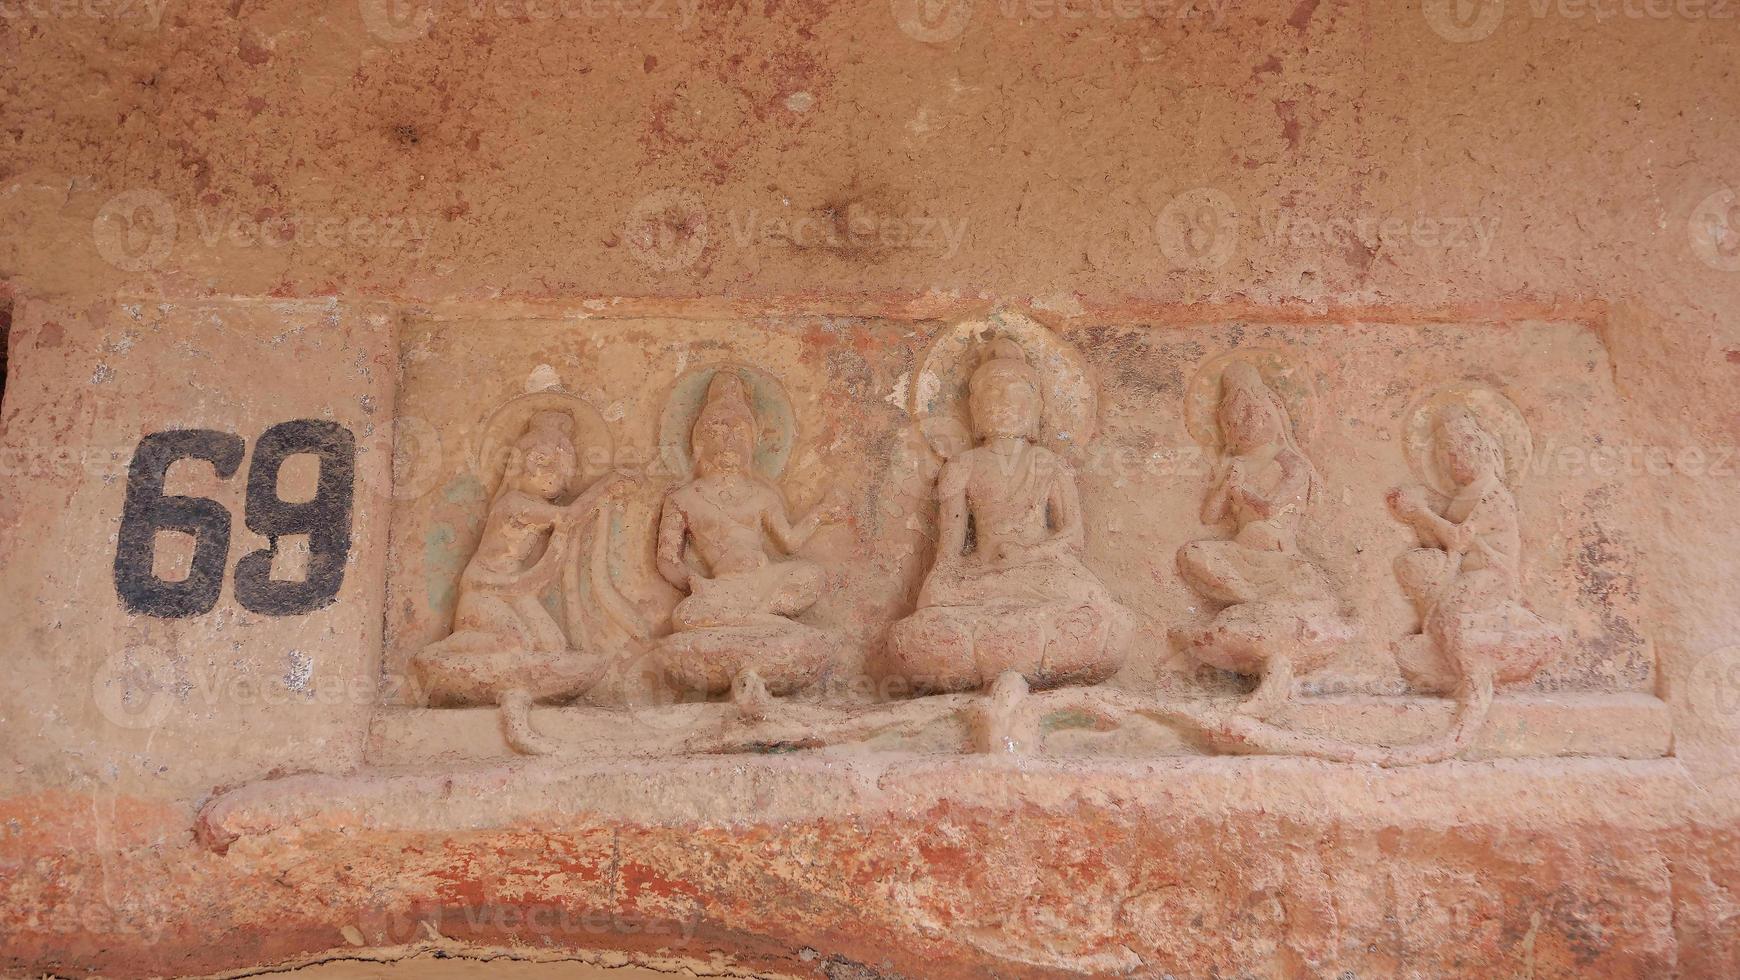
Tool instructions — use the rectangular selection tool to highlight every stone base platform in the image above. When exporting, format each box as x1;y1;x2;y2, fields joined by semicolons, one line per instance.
8;745;1733;978
366;691;1671;766
171;753;1738;978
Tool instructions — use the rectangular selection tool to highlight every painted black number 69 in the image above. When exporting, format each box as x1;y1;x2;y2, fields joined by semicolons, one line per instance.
114;420;355;618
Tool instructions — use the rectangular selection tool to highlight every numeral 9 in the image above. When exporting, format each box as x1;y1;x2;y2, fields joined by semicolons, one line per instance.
233;420;356;616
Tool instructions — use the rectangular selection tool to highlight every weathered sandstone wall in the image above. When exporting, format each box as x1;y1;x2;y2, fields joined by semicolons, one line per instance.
3;1;1739;976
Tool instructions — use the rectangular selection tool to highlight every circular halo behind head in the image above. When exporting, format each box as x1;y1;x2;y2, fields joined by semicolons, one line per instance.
1184;348;1317;451
1403;382;1533;495
476;391;614;497
658;363;796;480
912;310;1096;460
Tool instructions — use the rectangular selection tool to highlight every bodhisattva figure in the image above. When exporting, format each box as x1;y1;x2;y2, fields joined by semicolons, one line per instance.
887;336;1131;694
1387;403;1564;696
414;409;644;713
656;372;847;701
1172;360;1353;716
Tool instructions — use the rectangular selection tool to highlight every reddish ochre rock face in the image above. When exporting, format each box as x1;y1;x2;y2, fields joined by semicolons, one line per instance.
7;762;1740;978
3;2;1740;978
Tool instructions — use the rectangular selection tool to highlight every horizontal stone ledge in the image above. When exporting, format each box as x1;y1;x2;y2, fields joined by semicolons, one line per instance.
366;691;1670;767
1245;691;1671;761
197;752;1695;854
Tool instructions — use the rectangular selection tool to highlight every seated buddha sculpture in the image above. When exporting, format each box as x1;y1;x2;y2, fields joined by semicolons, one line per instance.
1172;360;1352;716
655;372;847;698
413;410;639;708
1387;403;1563;695
887;336;1130;693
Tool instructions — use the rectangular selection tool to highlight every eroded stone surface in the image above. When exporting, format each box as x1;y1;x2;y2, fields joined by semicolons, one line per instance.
2;293;1726;977
4;761;1737;978
1173;352;1354;717
4;4;1740;975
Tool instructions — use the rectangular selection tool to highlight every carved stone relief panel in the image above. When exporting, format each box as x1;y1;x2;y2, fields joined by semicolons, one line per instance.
375;311;1655;764
654;365;848;707
886;323;1132;695
1389;383;1567;694
1172;349;1356;717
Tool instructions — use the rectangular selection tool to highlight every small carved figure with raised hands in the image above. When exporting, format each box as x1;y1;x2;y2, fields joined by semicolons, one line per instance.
1172;355;1352;716
1389;386;1564;698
